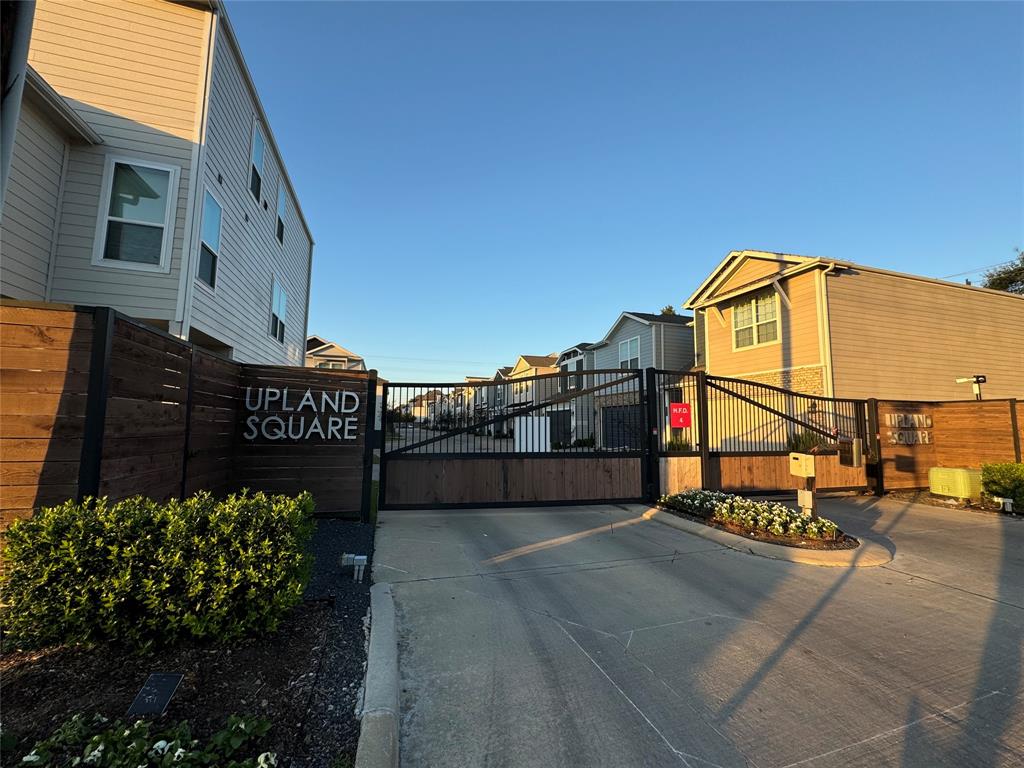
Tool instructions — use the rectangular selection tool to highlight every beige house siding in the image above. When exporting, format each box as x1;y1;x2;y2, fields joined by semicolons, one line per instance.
827;269;1024;400
27;0;209;319
186;22;312;365
717;256;788;295
0;100;66;300
704;270;823;384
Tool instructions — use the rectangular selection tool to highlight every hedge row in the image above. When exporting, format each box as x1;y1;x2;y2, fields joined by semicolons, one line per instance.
2;491;315;651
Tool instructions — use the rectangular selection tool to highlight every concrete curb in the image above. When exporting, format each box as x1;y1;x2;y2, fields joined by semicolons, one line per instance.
355;582;400;768
641;507;893;567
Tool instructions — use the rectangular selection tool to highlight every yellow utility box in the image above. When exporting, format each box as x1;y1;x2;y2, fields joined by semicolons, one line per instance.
928;467;983;501
789;452;816;478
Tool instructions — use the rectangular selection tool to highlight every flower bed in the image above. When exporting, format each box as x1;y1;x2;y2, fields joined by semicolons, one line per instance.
658;490;857;550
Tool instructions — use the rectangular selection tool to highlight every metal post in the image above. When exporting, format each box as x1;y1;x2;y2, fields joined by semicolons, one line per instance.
644;367;660;501
377;381;390;513
360;370;379;524
78;306;114;502
1009;399;1021;463
696;371;711;490
866;398;884;496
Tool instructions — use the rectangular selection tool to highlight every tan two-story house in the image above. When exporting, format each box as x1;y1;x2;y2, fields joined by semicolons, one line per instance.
686;250;1024;400
0;0;313;365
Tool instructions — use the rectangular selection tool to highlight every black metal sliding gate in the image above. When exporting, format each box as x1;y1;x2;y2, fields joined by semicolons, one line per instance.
379;368;871;509
379;368;650;509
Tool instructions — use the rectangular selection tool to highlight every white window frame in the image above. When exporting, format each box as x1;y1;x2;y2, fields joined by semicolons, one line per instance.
91;155;180;273
269;276;287;344
618;336;640;369
195;186;223;293
249;120;266;203
731;290;781;351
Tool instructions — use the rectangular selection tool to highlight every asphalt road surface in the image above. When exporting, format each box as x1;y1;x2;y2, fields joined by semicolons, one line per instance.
373;496;1024;767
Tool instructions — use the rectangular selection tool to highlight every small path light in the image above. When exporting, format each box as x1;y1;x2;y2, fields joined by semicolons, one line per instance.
341;553;369;582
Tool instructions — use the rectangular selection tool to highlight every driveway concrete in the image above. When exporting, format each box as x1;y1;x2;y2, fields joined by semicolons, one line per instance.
373;496;1024;767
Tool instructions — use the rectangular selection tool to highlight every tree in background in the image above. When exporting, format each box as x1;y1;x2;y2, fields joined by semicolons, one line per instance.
983;250;1024;295
660;305;677;315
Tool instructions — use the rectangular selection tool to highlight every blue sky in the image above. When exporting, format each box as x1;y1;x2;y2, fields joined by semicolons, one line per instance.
228;1;1023;382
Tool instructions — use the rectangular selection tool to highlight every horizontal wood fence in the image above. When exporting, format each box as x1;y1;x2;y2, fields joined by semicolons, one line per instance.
1;300;375;532
875;398;1022;490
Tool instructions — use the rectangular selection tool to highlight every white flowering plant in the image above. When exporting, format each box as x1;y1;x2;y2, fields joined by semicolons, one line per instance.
16;714;273;767
659;490;841;541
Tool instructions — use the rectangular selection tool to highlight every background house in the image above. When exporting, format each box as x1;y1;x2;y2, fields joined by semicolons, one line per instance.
0;0;313;365
686;250;1024;400
305;335;367;371
554;343;597;445
590;312;695;448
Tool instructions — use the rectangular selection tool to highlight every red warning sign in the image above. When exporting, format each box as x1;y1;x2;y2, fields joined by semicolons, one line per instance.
670;403;692;429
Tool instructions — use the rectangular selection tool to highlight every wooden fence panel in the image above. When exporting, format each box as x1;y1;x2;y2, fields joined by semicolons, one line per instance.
0;302;92;526
878;399;1021;489
184;350;242;498
384;457;643;507
99;317;190;503
234;366;373;515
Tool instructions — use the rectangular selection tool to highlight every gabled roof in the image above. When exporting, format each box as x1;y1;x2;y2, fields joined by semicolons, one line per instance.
591;311;695;348
493;366;513;380
521;354;558;367
24;67;102;144
305;335;362;359
684;249;1024;309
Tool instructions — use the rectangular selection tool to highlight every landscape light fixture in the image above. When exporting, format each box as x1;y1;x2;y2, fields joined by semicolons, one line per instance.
954;375;987;401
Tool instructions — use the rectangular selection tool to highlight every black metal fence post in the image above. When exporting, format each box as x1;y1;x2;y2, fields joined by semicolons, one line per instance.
360;370;379;524
77;306;114;502
696;371;711;490
866;398;884;496
644;368;660;500
1009;399;1021;463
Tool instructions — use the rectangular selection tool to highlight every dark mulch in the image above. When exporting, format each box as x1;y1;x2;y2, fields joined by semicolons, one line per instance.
1;519;375;768
659;505;859;550
884;489;1015;516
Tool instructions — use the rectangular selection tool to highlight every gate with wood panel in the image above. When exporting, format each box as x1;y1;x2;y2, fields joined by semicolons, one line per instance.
379;369;649;509
652;370;871;496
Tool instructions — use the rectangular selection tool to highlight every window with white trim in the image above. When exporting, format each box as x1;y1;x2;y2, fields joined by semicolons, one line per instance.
733;290;779;348
270;277;287;343
250;122;266;201
276;184;287;244
197;190;222;289
618;336;640;369
94;158;179;269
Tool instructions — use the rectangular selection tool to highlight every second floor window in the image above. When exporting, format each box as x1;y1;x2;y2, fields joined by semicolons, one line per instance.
95;158;178;270
276;184;287;244
197;190;222;289
270;278;287;343
250;122;266;202
733;290;779;349
619;337;640;369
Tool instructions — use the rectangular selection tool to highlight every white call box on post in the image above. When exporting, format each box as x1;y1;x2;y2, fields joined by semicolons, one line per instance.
789;452;816;478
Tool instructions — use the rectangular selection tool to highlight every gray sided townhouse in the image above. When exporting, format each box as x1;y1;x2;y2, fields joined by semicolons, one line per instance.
552;342;597;446
590;312;695;448
0;0;313;365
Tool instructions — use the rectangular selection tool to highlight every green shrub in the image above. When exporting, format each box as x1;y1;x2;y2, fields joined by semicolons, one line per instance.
785;430;831;453
981;462;1024;510
17;713;273;767
1;490;315;651
572;437;595;448
659;489;841;540
665;437;692;452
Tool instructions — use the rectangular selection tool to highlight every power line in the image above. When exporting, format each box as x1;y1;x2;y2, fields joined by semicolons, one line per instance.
940;259;1016;280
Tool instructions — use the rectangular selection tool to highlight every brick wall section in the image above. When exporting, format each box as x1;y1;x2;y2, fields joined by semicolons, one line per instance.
736;366;825;396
